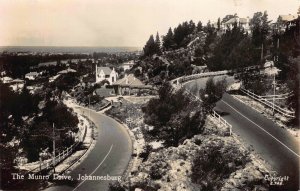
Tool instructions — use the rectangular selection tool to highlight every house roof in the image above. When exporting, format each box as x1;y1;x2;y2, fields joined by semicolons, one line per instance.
225;17;248;25
279;14;298;22
98;67;112;75
113;74;144;86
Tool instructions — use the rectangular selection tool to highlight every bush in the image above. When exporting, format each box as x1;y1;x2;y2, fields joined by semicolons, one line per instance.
191;139;250;190
139;144;152;162
142;83;205;147
108;182;125;191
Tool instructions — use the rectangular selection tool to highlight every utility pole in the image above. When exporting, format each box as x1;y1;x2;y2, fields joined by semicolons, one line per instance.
52;123;56;173
272;72;276;116
272;37;279;116
89;95;91;119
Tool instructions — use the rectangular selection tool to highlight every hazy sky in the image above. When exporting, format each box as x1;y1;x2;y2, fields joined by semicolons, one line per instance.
0;0;299;47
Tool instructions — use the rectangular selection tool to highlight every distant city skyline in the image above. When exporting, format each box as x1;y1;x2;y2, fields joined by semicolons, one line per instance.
0;0;299;47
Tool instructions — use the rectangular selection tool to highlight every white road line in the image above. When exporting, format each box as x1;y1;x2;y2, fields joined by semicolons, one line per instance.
73;144;114;191
221;100;300;158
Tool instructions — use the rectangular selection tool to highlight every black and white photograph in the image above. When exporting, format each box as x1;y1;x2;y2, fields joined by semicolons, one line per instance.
0;0;299;190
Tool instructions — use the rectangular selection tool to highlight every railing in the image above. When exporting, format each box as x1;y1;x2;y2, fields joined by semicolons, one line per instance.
170;63;274;86
177;83;232;136
6;124;88;188
171;70;228;85
24;122;87;175
33;125;87;173
240;88;295;118
258;92;293;100
183;88;202;102
211;110;232;136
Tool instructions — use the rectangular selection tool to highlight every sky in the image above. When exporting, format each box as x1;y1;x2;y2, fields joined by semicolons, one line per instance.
0;0;299;47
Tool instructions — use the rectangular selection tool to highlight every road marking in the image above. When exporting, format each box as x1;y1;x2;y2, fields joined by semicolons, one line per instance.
221;100;300;158
73;144;114;191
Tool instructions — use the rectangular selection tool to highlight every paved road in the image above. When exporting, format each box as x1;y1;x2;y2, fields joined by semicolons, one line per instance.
45;107;132;191
185;78;300;191
216;94;299;190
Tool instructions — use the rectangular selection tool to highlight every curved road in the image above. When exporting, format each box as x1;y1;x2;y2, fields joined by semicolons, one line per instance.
45;107;132;191
185;77;300;191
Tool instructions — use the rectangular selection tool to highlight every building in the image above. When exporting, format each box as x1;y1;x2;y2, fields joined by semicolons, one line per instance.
95;66;118;84
112;74;156;95
275;14;299;32
223;16;250;33
122;60;135;71
25;72;39;80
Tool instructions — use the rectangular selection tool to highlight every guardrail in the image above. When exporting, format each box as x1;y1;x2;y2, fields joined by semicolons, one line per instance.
258;92;292;100
32;125;87;173
171;70;228;85
212;110;232;136
170;72;233;136
183;88;202;102
240;88;295;118
6;124;88;188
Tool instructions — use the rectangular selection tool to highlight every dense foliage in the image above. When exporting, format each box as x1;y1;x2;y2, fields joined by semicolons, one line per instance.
199;77;227;112
142;83;206;146
191;139;250;190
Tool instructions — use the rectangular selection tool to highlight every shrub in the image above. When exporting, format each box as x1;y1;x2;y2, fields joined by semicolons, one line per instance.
108;182;125;191
191;139;250;190
142;83;205;147
139;144;152;162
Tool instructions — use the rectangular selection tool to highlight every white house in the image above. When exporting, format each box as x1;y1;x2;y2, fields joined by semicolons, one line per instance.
95;66;118;84
122;60;135;71
25;72;39;80
223;16;250;33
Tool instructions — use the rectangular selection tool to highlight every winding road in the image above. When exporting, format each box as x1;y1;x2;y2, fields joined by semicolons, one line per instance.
45;107;132;191
184;77;300;191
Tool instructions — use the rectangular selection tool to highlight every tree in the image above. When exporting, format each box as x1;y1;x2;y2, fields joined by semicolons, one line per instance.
142;83;205;146
217;17;221;31
286;56;300;126
189;20;196;33
250;11;270;47
197;21;203;31
154;32;162;55
173;20;196;48
199;77;227;113
227;37;260;70
143;35;157;57
162;27;175;50
207;22;247;71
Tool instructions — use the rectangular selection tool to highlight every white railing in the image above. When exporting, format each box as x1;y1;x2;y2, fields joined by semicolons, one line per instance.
178;84;232;136
183;88;202;102
240;88;295;118
258;92;292;100
212;110;232;136
171;70;228;85
28;124;87;174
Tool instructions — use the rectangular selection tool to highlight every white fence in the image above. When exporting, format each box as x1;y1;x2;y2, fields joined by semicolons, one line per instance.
211;110;232;136
170;72;233;136
171;70;228;86
258;92;292;100
240;88;295;118
31;124;87;174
